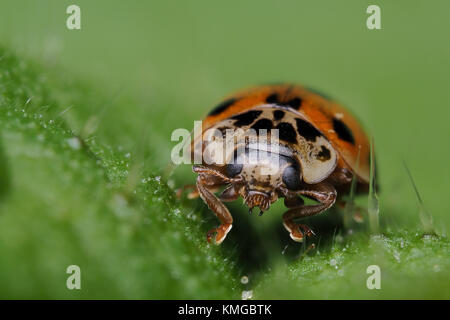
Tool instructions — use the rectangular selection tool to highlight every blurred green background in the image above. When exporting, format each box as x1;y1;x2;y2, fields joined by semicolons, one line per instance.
0;0;448;299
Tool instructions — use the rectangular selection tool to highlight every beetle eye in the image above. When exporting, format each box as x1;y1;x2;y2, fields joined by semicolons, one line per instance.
225;163;243;177
282;164;301;190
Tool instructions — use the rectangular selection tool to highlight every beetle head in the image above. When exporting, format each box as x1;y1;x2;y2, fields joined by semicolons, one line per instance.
243;189;273;214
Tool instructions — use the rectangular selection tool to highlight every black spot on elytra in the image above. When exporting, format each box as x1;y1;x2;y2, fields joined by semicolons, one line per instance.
275;122;297;144
317;146;331;161
295;118;323;142
231;110;262;126
333;118;355;144
285;97;302;109
266;93;279;104
208;97;237;116
251;118;273;131
273;110;285;121
265;94;302;110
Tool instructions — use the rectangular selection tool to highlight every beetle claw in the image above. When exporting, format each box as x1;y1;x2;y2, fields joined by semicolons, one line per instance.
207;224;232;245
206;228;218;243
299;224;315;237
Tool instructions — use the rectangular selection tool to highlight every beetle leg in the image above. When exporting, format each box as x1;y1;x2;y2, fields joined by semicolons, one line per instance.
193;165;242;184
177;166;233;199
176;184;198;199
176;183;222;199
282;182;337;242
284;194;305;208
219;184;240;202
196;175;233;245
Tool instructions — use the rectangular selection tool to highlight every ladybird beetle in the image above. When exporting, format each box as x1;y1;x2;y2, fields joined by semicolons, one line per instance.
183;84;371;245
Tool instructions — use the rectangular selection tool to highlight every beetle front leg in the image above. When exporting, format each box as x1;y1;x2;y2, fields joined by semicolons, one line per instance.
177;165;233;199
196;175;233;245
193;165;242;184
176;183;222;200
282;182;337;242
